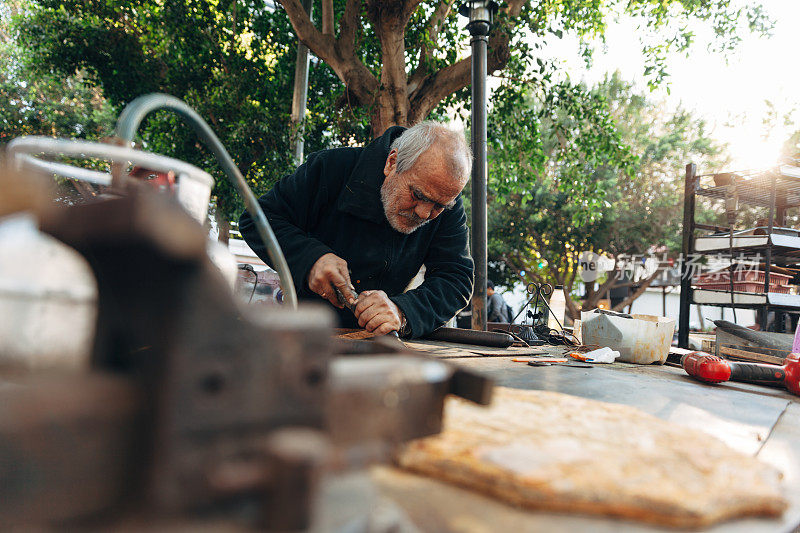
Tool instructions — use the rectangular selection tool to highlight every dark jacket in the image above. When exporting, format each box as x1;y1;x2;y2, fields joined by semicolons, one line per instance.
487;292;513;323
238;126;474;338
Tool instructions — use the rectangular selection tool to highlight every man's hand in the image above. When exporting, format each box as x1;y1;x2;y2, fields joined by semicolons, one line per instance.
354;290;403;335
307;253;357;308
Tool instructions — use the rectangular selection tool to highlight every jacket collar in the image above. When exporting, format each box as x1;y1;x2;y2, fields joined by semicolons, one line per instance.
337;126;407;225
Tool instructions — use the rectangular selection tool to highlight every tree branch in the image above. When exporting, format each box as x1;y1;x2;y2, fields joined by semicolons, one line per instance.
510;0;527;17
611;270;660;313
565;290;580;321
408;0;455;94
408;55;469;122
427;0;455;42
279;0;333;58
403;0;425;21
366;0;412;128
408;22;514;121
419;2;456;74
584;257;619;309
321;0;334;35
337;0;361;57
279;0;378;106
408;0;528;120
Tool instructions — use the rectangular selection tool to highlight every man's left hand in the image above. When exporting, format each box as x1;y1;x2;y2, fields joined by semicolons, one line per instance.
354;290;402;335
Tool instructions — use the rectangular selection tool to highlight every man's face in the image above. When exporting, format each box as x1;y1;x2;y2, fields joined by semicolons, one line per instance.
487;287;495;296
381;147;466;234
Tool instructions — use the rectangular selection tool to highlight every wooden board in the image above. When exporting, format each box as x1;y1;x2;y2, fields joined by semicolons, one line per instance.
719;345;786;365
403;338;544;358
397;387;787;529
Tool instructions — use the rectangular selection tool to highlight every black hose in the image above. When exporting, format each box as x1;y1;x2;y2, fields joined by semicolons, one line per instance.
423;327;514;348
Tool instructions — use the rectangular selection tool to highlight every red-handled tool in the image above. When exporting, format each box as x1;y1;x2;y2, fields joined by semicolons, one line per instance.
681;351;800;396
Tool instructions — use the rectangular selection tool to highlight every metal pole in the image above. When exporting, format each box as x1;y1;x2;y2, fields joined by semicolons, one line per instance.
678;162;697;348
290;0;313;165
762;173;777;330
469;19;490;332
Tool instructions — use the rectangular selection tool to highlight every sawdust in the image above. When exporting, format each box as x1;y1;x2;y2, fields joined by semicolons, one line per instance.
335;328;384;340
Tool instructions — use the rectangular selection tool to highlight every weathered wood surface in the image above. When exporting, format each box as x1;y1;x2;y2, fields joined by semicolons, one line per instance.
397;387;785;528
372;344;800;532
404;338;546;358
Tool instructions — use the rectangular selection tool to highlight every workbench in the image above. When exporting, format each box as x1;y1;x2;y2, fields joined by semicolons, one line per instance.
372;341;800;533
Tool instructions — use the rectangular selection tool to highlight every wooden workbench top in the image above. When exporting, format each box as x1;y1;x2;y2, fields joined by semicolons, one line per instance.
372;342;800;532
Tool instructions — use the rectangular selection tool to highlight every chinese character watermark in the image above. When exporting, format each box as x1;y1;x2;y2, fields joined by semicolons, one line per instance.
577;251;762;283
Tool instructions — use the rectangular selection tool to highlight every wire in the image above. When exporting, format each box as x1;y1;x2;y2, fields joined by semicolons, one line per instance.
114;94;298;309
238;264;258;303
492;328;530;346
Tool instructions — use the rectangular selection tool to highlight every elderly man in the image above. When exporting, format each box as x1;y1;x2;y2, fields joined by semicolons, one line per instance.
238;122;474;338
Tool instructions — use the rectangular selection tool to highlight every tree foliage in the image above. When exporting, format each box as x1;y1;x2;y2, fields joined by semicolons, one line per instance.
487;73;728;317
781;130;800;163
489;76;634;225
5;0;770;223
10;0;351;221
278;0;770;134
0;2;116;144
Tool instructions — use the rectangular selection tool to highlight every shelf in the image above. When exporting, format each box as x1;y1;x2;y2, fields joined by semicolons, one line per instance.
696;166;800;208
692;289;800;309
694;234;800;263
680;164;800;341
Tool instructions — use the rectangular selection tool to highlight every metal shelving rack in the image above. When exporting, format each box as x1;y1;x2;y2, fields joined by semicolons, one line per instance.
678;163;800;348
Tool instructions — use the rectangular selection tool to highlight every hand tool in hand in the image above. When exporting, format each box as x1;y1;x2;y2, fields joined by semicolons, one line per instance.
681;351;800;396
333;285;402;340
333;285;358;312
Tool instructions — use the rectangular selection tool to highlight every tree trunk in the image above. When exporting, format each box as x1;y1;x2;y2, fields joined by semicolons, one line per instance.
564;286;580;320
278;0;527;138
215;208;230;244
583;274;618;310
367;1;412;135
371;84;410;136
581;257;622;310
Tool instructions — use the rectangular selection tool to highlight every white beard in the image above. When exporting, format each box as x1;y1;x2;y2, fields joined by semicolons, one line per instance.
380;178;430;234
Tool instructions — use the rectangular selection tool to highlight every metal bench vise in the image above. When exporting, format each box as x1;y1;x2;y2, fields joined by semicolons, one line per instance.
0;188;492;530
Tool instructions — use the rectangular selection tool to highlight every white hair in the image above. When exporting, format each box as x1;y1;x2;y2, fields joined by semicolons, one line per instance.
391;121;472;181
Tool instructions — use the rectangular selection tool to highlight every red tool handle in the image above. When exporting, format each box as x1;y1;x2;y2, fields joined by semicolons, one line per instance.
681;352;732;384
682;351;800;396
785;353;800;395
728;361;786;386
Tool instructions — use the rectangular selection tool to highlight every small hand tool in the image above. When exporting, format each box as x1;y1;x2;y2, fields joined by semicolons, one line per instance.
527;360;592;368
334;285;357;311
681;351;800;396
513;358;567;363
333;286;402;340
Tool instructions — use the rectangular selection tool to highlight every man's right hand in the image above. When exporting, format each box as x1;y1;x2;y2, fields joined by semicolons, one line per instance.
307;253;357;308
